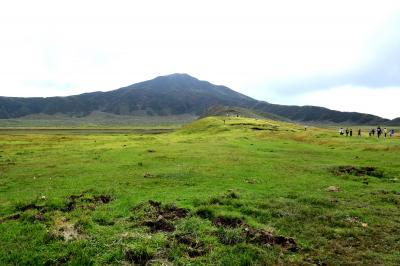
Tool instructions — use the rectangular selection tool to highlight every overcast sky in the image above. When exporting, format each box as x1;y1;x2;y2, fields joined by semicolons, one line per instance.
1;0;399;119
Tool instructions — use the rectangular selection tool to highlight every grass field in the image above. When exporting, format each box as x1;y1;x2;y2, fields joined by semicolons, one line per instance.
0;117;399;265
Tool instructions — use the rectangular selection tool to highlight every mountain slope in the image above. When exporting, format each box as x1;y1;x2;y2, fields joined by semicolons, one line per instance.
386;117;400;126
0;74;255;118
201;105;290;122
0;73;396;124
252;102;390;125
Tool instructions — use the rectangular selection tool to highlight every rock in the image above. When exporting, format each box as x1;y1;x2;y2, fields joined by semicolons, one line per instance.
325;186;340;192
361;223;368;228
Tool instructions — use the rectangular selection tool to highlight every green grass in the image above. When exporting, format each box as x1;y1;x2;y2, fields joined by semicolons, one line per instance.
0;116;399;265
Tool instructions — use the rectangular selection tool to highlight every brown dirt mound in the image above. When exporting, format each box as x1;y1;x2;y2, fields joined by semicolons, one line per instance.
213;216;245;228
211;215;298;251
141;200;188;232
144;215;175;232
63;193;112;212
175;233;209;257
331;166;384;178
17;203;42;212
244;227;298;251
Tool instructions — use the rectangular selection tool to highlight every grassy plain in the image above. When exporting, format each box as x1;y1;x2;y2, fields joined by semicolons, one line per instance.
0;117;399;265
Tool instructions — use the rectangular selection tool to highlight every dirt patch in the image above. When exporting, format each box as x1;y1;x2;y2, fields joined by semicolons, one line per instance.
144;215;175;232
16;203;44;212
143;172;154;178
147;200;188;220
52;217;83;241
63;193;112;212
331;166;385;178
0;213;21;223
138;200;188;232
211;215;298;251
250;127;276;131
175;233;209;257
244;227;298;251
213;216;245;228
93;195;111;204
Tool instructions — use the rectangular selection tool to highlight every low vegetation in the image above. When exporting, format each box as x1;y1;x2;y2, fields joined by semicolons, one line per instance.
0;116;399;265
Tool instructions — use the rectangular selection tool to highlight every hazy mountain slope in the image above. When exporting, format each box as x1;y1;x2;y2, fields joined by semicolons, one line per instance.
99;74;256;115
0;74;256;118
252;102;390;125
0;73;396;124
386;117;400;126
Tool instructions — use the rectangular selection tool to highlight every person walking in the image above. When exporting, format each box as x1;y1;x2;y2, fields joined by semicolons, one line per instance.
372;128;375;136
340;128;344;135
358;128;361;137
377;127;382;138
350;128;353;137
345;128;349;137
384;128;387;138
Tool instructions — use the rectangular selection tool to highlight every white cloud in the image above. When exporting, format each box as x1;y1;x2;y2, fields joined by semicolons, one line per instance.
288;86;400;119
0;0;399;118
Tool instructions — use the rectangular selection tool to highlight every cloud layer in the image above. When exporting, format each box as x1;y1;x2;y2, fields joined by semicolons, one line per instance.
0;0;399;118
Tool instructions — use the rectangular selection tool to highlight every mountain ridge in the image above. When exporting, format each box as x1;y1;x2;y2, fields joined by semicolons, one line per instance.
0;74;397;125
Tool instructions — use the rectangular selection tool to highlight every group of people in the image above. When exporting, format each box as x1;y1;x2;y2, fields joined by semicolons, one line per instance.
339;126;395;138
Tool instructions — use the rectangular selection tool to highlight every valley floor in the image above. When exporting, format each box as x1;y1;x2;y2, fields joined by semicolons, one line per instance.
0;117;399;265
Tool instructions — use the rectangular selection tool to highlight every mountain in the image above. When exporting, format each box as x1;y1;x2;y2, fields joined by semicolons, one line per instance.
0;74;255;118
0;73;396;125
252;102;390;125
386;117;400;126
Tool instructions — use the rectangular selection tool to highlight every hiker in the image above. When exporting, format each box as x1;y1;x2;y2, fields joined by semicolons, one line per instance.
349;128;353;137
390;129;395;137
358;128;361;137
383;128;387;138
372;128;375;136
345;128;349;136
377;127;382;138
339;128;344;135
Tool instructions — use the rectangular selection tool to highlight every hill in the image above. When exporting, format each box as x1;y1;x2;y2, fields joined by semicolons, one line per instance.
252;102;391;125
201;105;289;121
0;74;255;119
0;73;396;124
387;117;400;126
